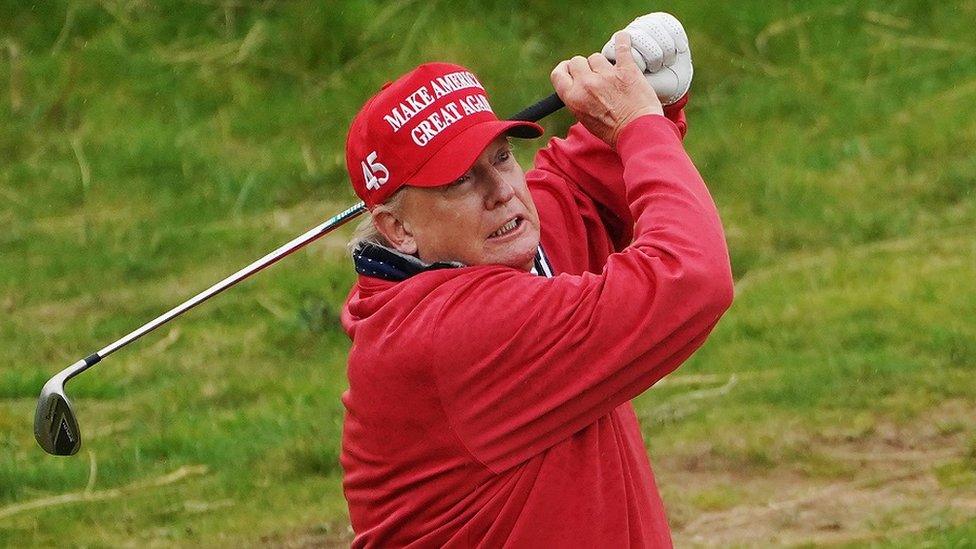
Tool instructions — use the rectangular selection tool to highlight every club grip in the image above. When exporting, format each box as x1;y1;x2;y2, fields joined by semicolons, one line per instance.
506;92;565;122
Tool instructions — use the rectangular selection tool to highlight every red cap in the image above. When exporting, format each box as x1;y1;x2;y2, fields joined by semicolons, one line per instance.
345;62;544;208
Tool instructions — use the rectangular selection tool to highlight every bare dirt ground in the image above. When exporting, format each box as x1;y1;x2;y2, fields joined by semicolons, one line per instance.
666;399;976;547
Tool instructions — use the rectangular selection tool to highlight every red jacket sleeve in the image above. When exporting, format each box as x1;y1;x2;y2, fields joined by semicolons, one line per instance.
530;96;689;253
426;113;733;473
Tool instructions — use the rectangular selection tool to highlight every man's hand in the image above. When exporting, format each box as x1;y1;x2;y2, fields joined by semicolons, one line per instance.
550;32;663;148
601;12;693;106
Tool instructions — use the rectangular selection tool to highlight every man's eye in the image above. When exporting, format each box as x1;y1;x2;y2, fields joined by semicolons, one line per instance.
450;174;471;187
497;149;511;163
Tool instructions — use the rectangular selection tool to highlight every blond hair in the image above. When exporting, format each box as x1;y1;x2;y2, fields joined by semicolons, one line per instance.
347;188;408;253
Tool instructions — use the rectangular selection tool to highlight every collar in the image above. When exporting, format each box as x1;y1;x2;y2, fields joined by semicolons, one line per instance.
353;242;463;282
353;243;555;282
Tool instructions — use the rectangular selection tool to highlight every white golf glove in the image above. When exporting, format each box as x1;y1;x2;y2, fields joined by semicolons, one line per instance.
601;12;692;105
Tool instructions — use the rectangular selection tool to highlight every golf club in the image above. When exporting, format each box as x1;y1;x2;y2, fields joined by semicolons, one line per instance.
34;92;566;456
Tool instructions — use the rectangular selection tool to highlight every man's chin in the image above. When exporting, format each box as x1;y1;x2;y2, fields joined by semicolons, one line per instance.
478;225;541;270
496;241;540;272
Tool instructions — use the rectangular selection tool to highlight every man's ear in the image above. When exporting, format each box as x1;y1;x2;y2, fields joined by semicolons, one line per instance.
373;209;418;255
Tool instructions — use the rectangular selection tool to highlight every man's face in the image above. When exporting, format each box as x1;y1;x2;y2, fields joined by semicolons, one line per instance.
396;136;541;271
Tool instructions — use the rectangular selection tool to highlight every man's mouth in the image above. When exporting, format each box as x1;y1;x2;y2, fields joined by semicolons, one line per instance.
488;216;523;239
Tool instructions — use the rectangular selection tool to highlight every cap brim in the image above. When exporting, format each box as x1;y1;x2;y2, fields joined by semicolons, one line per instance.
407;120;544;188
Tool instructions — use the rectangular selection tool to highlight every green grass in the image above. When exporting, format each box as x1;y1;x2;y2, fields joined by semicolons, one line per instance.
2;0;975;545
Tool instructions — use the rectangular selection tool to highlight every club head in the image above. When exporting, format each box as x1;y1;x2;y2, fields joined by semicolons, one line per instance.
34;377;82;456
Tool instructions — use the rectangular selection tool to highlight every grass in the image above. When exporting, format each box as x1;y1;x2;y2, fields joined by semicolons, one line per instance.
2;0;975;545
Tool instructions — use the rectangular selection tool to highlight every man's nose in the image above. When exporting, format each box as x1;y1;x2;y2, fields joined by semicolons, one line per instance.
484;171;516;209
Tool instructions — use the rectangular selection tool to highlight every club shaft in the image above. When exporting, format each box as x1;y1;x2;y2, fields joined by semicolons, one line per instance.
59;91;564;382
88;202;367;365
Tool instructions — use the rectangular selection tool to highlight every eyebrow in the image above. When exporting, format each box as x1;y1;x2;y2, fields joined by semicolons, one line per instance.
441;139;512;189
490;137;512;154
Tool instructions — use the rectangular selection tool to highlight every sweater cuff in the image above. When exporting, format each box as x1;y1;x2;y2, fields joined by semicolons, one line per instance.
614;114;684;160
663;93;689;119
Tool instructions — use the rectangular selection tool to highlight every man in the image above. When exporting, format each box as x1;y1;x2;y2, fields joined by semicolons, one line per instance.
340;13;733;547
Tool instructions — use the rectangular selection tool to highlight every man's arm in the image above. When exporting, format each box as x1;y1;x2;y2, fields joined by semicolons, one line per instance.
429;115;731;473
425;36;733;473
530;13;692;252
529;97;688;253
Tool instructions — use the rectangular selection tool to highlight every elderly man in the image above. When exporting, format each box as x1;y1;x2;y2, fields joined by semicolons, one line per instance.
339;14;733;548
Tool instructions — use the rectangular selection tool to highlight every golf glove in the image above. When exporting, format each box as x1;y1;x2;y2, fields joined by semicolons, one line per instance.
601;12;693;105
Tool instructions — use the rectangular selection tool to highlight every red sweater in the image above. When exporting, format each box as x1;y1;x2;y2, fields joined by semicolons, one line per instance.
340;109;734;547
